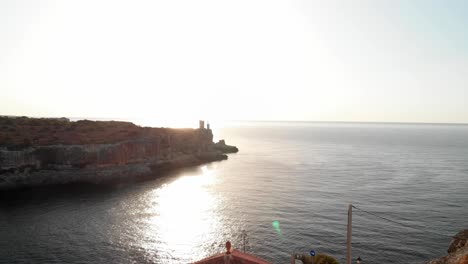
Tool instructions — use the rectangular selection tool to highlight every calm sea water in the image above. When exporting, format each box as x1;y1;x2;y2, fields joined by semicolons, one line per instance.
1;122;468;263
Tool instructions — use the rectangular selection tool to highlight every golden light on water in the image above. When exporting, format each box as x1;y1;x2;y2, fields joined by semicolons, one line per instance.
141;166;225;263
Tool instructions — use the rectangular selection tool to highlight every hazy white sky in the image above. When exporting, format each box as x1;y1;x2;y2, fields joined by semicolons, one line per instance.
1;0;467;123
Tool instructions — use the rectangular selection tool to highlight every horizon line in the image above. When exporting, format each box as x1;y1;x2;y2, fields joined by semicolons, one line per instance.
2;114;468;126
226;120;468;126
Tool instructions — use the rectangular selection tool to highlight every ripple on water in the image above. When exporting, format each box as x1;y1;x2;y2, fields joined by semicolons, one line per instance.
1;123;468;263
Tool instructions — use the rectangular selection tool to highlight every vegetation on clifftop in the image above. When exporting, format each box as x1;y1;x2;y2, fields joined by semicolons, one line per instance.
0;116;197;150
299;253;340;264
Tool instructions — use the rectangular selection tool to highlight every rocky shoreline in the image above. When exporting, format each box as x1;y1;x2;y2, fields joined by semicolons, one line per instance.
426;230;468;264
0;117;238;190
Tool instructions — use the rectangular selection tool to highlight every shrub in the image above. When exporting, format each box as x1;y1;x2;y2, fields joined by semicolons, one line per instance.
300;254;340;264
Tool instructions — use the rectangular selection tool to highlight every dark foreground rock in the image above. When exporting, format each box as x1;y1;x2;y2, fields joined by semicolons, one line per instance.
426;230;468;264
0;117;237;190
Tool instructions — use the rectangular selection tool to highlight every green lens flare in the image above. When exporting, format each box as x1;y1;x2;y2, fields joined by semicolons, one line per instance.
272;220;282;236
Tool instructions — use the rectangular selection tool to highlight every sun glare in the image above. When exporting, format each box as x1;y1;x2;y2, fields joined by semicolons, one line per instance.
141;166;224;262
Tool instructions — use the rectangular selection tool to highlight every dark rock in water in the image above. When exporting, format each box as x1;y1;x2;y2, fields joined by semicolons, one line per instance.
426;229;468;264
0;117;238;189
214;139;239;154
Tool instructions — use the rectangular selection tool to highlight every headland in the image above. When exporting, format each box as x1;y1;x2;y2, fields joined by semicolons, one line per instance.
0;116;238;189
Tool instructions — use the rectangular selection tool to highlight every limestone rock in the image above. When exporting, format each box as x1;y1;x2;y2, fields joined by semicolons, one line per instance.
426;230;468;264
426;246;468;264
448;230;468;254
0;118;238;189
214;140;239;154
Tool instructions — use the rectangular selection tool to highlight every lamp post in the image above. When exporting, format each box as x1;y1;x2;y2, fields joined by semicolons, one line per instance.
356;256;362;264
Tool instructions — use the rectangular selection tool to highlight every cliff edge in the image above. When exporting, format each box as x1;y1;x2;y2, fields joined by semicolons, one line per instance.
0;117;238;189
426;230;468;264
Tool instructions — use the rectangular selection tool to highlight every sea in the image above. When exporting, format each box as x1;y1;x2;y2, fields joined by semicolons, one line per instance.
1;121;468;264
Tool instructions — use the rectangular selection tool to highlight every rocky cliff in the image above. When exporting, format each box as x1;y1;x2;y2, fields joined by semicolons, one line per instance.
426;230;468;264
0;117;237;189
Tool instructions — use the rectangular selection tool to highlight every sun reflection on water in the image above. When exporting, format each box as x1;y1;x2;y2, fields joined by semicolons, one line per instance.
141;166;225;263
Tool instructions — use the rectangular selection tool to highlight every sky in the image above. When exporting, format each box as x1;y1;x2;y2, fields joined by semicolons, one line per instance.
1;0;468;124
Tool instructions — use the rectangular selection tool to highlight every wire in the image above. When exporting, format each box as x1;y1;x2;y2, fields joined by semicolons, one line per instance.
352;205;451;237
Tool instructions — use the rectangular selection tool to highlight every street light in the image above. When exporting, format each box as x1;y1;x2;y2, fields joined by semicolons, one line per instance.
356;256;362;264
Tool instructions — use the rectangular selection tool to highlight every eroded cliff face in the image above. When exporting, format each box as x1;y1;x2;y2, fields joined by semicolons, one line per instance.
0;126;230;189
426;230;468;264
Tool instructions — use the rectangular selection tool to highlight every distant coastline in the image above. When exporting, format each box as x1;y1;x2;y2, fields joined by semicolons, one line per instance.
2;115;467;127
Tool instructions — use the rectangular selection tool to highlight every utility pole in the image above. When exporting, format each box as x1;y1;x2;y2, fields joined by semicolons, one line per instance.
347;204;352;264
242;230;247;252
